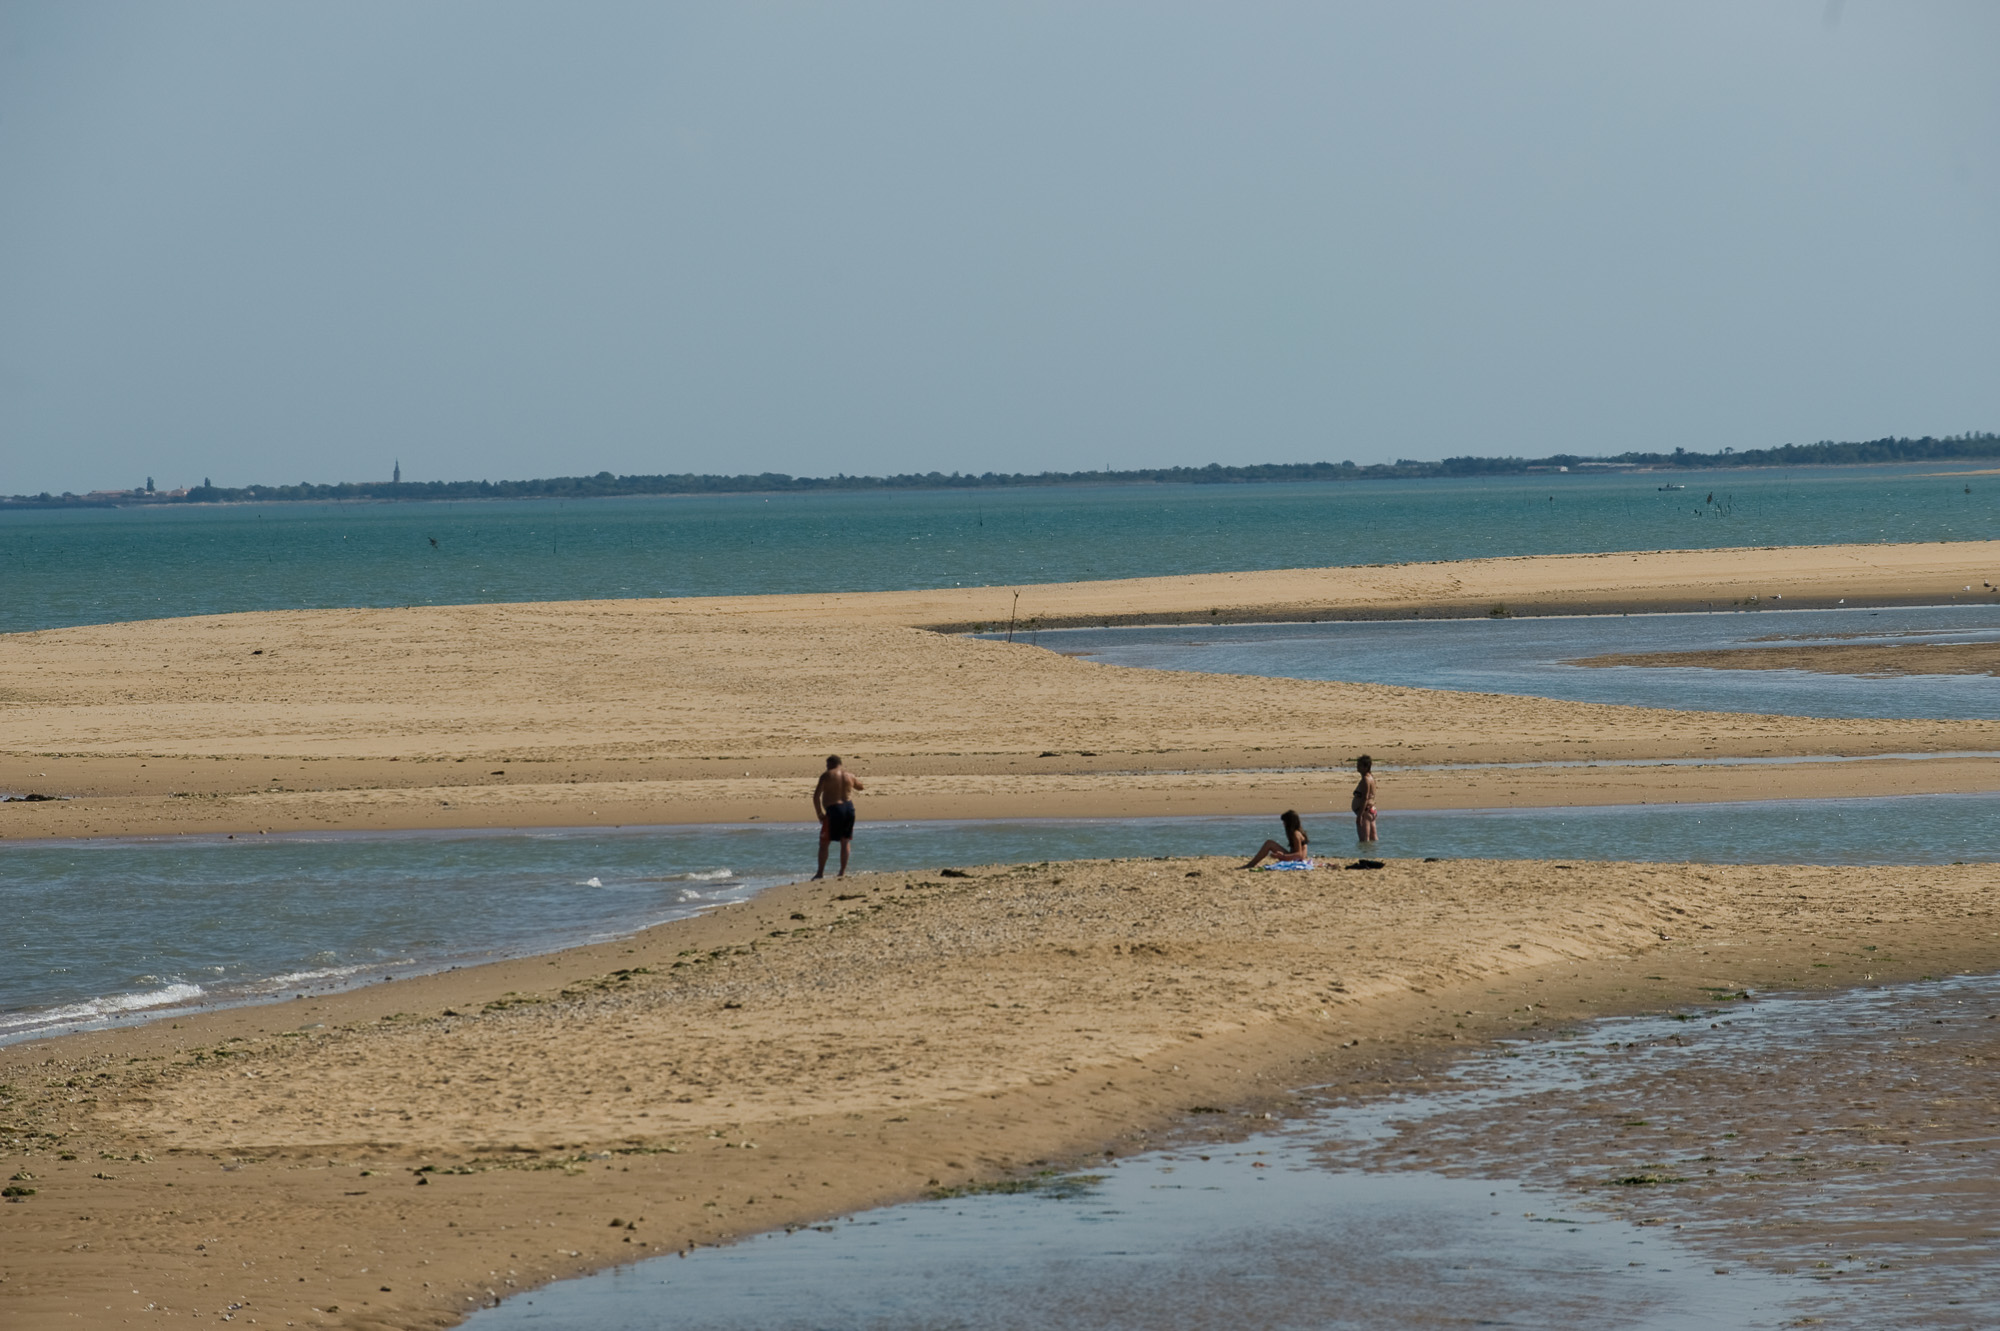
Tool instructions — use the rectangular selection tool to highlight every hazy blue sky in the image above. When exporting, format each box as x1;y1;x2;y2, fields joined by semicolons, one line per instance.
3;2;1996;492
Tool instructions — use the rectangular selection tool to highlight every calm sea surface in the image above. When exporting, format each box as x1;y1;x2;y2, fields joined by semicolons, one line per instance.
4;465;1995;633
9;794;2000;1044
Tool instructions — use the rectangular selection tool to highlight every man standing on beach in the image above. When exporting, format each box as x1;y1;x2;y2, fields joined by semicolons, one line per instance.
812;755;865;880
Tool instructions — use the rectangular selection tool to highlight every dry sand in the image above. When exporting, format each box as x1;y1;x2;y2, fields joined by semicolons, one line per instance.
6;854;1998;1329
1572;640;2000;677
5;540;2000;840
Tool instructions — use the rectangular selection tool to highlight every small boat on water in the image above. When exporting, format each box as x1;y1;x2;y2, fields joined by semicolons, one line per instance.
1657;483;1686;490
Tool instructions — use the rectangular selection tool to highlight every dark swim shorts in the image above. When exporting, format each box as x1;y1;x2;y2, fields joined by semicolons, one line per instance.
824;799;856;840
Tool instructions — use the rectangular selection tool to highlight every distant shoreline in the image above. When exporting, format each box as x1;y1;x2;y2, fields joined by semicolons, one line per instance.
5;431;1996;509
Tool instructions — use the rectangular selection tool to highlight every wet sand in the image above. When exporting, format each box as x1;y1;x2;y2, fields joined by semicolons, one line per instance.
5;538;2000;841
1572;640;2000;677
1311;974;2000;1324
4;854;1999;1328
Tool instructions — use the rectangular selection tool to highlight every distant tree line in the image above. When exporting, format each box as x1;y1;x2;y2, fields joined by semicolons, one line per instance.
6;431;1997;508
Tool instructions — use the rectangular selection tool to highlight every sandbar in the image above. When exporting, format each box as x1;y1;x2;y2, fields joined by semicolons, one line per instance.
4;853;1998;1328
1571;641;2000;677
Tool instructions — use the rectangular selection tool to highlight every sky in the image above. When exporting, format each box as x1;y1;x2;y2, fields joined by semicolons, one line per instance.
2;2;1997;493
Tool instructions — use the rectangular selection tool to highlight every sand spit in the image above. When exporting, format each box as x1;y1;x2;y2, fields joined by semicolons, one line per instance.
849;538;2000;631
4;854;1998;1329
5;539;2000;839
1573;640;2000;678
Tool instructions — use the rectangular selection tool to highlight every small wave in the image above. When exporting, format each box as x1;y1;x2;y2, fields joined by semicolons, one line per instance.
0;982;205;1036
686;868;734;882
584;876;604;887
259;962;377;990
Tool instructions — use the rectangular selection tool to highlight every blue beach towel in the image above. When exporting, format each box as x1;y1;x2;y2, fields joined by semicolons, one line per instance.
1257;859;1315;871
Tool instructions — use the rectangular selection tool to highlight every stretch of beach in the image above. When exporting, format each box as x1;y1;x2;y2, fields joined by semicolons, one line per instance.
4;540;2000;1328
3;540;1999;841
6;855;1999;1328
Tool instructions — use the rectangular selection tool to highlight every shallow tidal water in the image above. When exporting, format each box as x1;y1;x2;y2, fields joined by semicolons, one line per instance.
1046;604;2000;720
464;975;2000;1331
469;1164;1785;1331
9;794;2000;1043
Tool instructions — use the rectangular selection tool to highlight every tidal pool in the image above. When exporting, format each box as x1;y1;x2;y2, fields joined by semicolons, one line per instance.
465;974;2000;1330
1040;604;2000;719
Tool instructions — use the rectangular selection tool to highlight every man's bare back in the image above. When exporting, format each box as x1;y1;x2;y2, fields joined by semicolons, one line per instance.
814;765;863;811
813;755;865;879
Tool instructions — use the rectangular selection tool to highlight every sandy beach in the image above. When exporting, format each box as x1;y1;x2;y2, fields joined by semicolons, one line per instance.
13;0;1999;1319
3;541;1999;841
5;853;1998;1328
5;540;2000;1328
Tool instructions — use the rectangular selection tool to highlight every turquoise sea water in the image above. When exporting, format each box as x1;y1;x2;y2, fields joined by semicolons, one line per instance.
3;464;1995;633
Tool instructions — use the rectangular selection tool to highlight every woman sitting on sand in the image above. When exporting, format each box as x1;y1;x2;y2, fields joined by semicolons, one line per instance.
1242;810;1310;869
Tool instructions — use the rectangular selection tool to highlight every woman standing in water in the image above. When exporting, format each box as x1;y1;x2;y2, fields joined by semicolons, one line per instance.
1242;809;1310;869
1352;755;1378;843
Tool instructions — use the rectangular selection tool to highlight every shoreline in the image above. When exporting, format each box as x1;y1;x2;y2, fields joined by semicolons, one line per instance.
6;750;1997;841
10;777;2000;1048
17;539;2000;637
8;452;1993;513
5;852;1998;1328
5;754;2000;841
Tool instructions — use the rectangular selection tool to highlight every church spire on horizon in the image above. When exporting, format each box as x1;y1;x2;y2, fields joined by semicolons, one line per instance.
393;460;401;484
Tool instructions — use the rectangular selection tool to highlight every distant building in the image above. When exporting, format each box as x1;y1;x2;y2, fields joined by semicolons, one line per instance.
393;460;401;484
